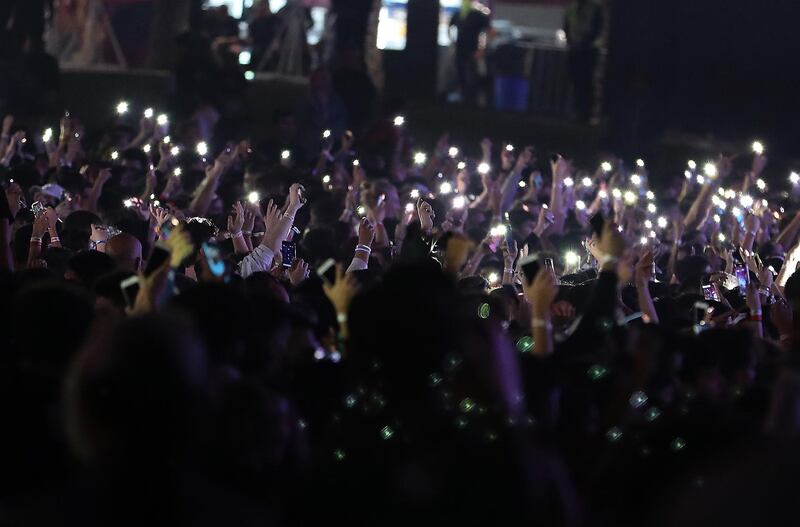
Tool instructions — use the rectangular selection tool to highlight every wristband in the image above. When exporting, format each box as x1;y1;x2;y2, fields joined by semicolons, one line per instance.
230;231;243;239
599;255;619;266
531;318;553;330
30;237;42;244
49;236;60;243
750;314;763;322
355;244;372;254
503;267;514;274
242;230;252;236
283;212;294;220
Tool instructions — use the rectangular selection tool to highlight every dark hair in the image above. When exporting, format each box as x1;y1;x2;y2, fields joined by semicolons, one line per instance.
67;250;116;288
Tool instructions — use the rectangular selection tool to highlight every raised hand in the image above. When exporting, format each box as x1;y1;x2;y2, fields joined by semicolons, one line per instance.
289;258;310;286
417;198;435;234
287;183;306;214
523;266;559;313
357;217;375;247
501;238;518;268
263;199;281;233
635;250;655;285
227;201;245;234
323;264;360;316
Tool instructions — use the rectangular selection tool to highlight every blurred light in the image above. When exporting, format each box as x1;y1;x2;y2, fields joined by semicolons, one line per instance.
322;129;331;139
505;144;514;152
565;251;580;266
740;194;754;208
563;177;574;187
696;175;705;184
725;188;737;200
110;150;119;160
457;161;466;170
657;216;668;228
756;178;766;190
631;174;642;186
414;152;427;165
576;200;586;210
640;236;648;245
156;114;168;126
173;167;182;177
410;189;420;199
703;162;717;178
42;128;53;143
170;145;180;156
612;188;622;199
452;196;466;209
281;150;291;160
518;180;526;188
393;115;405;126
143;107;154;118
116;101;129;114
196;142;208;156
439;181;453;194
405;203;415;213
448;146;459;157
599;189;608;199
353;159;360;167
490;224;508;237
647;203;657;213
752;140;764;155
143;144;151;153
244;71;255;81
713;214;721;223
477;162;491;175
582;176;593;187
688;160;697;170
732;206;742;216
488;272;500;284
601;161;612;172
238;50;252;65
646;190;655;200
644;219;653;229
322;175;331;184
649;230;657;238
357;205;366;216
684;170;692;179
248;191;260;204
790;172;800;184
624;190;637;204
718;187;726;196
163;135;171;144
636;158;645;168
718;233;726;242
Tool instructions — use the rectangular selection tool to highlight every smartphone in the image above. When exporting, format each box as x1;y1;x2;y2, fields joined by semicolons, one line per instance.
694;301;710;325
376;193;386;208
734;264;749;295
144;246;170;276
202;241;226;277
317;258;337;285
702;284;720;302
519;253;541;283
281;240;296;268
297;185;307;204
120;275;140;309
589;212;605;237
31;201;45;218
544;258;555;273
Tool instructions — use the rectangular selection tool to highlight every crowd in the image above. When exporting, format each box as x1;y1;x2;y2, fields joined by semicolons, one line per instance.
1;96;800;527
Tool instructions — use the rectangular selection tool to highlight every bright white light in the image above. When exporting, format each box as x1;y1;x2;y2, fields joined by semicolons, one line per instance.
110;150;119;160
761;199;768;208
452;196;466;209
281;150;291;160
156;114;168;126
601;161;612;172
448;146;459;158
457;161;466;170
599;190;608;199
624;190;637;204
505;144;514;152
718;233;726;242
393;115;405;126
636;158;645;168
143;108;154;118
684;170;692;179
143;144;151;153
647;203;657;213
565;251;580;266
170;146;180;156
196;142;208;156
410;189;420;199
739;194;754;208
244;71;255;81
404;203;415;214
704;162;717;178
173;167;182;177
612;188;622;199
477;162;491;175
576;200;586;210
414;152;427;165
756;178;766;191
657;216;668;228
518;180;526;188
732;206;742;216
238;50;252;65
644;219;652;229
488;272;500;284
439;181;453;194
696;175;705;185
42;128;53;142
725;189;737;199
357;205;366;216
718;187;726;196
582;177;593;187
322;175;331;184
490;224;508;237
163;135;171;144
640;236;648;245
631;174;642;186
116;101;129;114
713;214;721;223
646;190;655;200
248;191;260;204
353;159;360;167
322;129;331;139
564;177;574;187
752;140;764;155
790;172;800;184
688;160;697;170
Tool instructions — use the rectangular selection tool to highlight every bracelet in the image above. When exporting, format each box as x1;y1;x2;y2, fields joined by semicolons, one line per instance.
750;314;763;322
230;231;243;239
49;236;60;243
283;212;294;220
30;237;42;244
242;230;252;236
531;318;553;330
355;244;372;254
503;267;514;274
